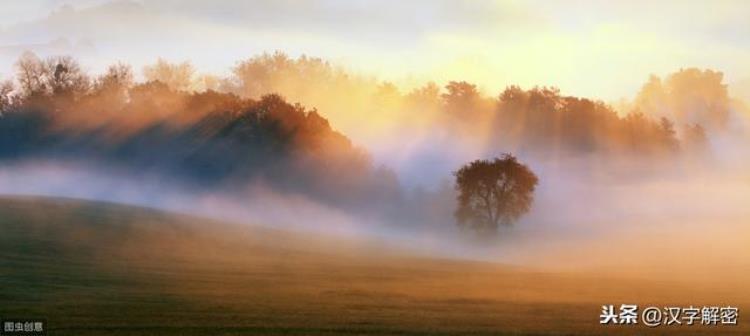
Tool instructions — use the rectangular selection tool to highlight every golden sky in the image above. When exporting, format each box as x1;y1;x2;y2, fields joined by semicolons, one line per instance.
0;0;749;100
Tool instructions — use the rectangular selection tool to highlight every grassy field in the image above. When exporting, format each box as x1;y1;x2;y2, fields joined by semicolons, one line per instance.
0;196;747;335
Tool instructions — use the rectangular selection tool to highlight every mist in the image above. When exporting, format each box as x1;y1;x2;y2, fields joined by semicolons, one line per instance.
1;136;748;286
1;51;749;289
4;4;750;334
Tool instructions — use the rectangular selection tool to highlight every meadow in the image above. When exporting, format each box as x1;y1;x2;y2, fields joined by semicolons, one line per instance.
1;196;747;335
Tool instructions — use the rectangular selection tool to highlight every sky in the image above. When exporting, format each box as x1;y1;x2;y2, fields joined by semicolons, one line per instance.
0;0;749;101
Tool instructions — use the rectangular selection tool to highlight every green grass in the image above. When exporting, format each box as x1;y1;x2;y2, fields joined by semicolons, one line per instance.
0;196;747;335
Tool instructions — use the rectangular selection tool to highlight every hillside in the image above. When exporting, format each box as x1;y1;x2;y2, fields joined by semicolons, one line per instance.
1;196;747;335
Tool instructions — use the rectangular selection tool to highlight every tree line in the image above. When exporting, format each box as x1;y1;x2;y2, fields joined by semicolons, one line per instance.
0;51;734;233
1;51;727;161
0;52;401;214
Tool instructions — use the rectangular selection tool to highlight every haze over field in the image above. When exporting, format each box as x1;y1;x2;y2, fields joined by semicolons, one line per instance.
0;4;749;333
0;0;750;335
2;197;747;335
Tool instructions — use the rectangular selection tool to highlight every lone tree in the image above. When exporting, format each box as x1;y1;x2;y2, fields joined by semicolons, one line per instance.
454;154;538;233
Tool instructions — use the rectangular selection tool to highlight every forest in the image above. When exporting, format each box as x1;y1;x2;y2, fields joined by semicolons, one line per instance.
0;51;742;224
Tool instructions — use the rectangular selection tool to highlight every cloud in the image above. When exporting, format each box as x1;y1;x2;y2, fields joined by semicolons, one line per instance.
0;0;748;100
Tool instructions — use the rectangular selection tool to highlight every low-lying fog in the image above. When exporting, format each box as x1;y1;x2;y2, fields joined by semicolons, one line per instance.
1;54;748;285
2;130;748;285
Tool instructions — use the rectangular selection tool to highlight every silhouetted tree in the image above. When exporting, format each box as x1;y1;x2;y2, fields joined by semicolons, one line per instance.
667;68;729;130
14;53;90;101
404;82;441;120
0;80;13;113
231;52;348;99
74;62;135;114
96;63;133;93
454;154;538;234
143;58;195;91
45;55;90;97
496;85;682;156
442;81;481;114
406;81;440;107
635;68;729;130
193;74;222;92
15;51;47;98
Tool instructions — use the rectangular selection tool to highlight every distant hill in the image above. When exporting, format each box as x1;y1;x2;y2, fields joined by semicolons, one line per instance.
0;86;401;211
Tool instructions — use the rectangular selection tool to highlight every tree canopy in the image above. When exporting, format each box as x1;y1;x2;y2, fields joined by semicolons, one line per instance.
454;155;538;234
